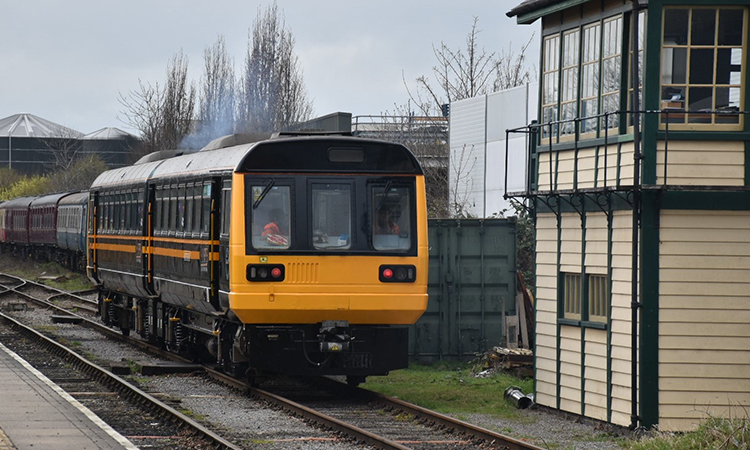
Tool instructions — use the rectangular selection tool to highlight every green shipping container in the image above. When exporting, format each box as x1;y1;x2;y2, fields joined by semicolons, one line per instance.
410;218;517;361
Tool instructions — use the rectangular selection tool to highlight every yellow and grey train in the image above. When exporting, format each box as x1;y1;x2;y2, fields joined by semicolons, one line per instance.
87;133;429;384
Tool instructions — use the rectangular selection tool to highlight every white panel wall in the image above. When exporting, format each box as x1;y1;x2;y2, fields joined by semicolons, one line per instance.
449;83;538;218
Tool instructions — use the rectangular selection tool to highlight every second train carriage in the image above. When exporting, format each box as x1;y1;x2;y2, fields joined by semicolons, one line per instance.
57;191;89;269
88;134;429;383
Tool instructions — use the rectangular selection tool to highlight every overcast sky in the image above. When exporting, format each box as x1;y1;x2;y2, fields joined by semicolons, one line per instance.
1;1;539;135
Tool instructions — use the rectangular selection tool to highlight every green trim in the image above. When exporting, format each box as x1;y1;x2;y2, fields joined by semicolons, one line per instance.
660;190;750;210
582;321;608;330
606;207;614;423
536;133;635;153
639;191;660;428
643;5;662;186
580;213;587;415
657;132;750;141
515;0;589;25
555;206;563;411
558;318;582;327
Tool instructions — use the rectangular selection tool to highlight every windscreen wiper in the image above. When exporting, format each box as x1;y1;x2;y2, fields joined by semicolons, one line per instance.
252;179;275;209
375;179;393;212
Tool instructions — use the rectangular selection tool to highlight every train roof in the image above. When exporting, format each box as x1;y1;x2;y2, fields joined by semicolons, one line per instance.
149;145;249;181
89;134;423;191
0;196;37;210
90;160;163;190
30;192;71;208
58;191;88;206
237;135;423;174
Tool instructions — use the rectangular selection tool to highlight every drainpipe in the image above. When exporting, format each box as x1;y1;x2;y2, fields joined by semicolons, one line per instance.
629;0;643;431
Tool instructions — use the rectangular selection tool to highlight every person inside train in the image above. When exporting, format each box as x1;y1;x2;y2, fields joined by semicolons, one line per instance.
261;208;288;246
375;205;400;235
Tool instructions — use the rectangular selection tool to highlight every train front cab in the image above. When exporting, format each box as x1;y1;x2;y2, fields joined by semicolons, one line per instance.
227;138;429;381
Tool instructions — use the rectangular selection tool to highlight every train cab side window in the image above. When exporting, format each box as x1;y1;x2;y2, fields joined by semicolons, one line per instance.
221;182;231;237
311;183;352;250
371;184;412;252
250;184;291;250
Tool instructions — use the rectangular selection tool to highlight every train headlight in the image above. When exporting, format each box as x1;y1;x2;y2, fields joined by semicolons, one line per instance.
379;265;416;283
247;264;285;282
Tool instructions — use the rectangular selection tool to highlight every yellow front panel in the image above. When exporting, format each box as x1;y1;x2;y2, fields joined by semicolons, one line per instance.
228;173;429;325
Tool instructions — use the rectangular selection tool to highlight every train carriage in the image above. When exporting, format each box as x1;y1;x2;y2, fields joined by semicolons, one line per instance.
1;196;37;246
57;191;89;269
29;193;70;248
88;133;429;384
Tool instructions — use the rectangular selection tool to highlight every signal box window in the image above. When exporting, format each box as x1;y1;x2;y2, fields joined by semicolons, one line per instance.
562;272;582;320
661;7;746;127
371;185;411;252
588;274;609;324
251;185;291;250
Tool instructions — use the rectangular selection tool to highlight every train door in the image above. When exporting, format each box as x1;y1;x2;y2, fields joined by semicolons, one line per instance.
217;178;231;310
144;186;156;296
87;191;100;284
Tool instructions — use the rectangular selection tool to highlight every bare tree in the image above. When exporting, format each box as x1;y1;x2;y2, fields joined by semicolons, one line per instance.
184;36;236;149
47;154;108;193
405;17;535;116
119;51;196;157
119;79;163;157
237;2;313;132
392;17;534;218
161;51;196;149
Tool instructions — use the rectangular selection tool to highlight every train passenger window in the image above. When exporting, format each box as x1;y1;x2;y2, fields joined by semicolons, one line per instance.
185;185;194;234
250;184;290;250
125;192;132;232
107;195;114;231
154;189;163;234
202;184;212;235
311;184;351;250
371;184;412;252
193;186;202;236
177;185;186;233
169;187;178;234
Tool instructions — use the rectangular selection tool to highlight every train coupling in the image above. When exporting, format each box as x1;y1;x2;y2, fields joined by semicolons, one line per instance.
318;320;352;353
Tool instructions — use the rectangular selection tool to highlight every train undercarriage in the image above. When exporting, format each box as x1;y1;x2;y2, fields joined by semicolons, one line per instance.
99;291;408;386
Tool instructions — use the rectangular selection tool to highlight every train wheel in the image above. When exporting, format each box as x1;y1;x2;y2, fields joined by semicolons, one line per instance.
121;327;130;337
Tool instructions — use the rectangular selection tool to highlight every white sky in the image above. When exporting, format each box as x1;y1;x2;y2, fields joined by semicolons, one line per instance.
0;1;539;135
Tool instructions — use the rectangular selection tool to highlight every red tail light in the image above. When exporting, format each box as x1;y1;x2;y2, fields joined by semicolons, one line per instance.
379;265;416;283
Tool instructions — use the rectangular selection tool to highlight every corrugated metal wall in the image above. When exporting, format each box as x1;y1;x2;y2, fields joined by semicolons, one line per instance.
410;218;517;360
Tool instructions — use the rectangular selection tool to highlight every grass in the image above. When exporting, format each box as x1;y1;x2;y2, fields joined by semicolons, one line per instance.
363;361;534;420
625;416;750;450
0;255;93;292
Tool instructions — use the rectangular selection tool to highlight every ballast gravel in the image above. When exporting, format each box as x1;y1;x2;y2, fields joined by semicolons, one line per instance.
5;303;633;449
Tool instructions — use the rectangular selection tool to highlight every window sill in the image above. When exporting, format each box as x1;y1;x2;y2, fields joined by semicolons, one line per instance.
558;318;609;330
538;133;634;153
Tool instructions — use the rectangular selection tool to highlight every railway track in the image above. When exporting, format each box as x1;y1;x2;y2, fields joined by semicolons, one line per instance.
0;309;242;450
0;272;545;450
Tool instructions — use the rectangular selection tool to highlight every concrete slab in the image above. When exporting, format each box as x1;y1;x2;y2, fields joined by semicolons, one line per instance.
0;342;137;450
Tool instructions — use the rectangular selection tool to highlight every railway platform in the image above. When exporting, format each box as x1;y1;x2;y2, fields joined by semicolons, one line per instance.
0;342;136;450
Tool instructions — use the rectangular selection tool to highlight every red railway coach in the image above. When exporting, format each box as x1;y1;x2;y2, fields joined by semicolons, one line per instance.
1;196;37;246
30;193;71;247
